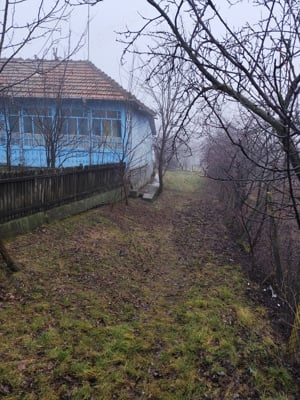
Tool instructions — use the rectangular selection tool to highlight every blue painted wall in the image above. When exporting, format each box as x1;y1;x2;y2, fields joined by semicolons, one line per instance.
0;98;152;168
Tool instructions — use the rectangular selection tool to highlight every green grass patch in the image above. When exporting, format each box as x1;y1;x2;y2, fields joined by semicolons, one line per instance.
164;170;203;192
1;263;294;399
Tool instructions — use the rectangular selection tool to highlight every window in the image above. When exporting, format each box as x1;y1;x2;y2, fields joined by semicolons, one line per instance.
0;104;123;150
33;117;50;146
60;105;89;148
91;108;122;147
92;119;102;136
101;120;121;139
23;113;51;147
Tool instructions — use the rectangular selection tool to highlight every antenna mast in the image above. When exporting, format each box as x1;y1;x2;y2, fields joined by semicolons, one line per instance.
87;4;90;61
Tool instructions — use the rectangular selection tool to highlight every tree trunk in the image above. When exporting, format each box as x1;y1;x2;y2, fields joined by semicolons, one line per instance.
269;215;283;287
6;136;11;171
0;240;19;272
266;191;284;285
122;169;129;206
158;162;164;195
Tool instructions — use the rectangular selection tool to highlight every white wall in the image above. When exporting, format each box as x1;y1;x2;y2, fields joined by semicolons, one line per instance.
128;111;154;188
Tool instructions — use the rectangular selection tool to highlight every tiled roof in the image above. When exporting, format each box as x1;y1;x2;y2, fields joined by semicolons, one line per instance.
0;58;154;115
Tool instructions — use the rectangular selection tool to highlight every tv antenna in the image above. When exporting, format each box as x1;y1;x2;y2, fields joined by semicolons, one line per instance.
87;4;90;61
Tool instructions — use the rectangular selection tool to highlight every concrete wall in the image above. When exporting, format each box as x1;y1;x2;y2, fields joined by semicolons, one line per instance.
129;163;154;189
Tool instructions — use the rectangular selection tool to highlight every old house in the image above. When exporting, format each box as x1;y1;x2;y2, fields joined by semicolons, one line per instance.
0;59;155;188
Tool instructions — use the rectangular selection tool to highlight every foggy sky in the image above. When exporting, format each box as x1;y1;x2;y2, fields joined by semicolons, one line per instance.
13;1;256;92
69;1;156;88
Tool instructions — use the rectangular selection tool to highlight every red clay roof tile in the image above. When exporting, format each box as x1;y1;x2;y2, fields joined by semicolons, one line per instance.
0;59;154;115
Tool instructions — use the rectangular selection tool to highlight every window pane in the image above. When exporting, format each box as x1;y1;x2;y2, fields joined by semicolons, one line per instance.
112;120;121;137
68;118;77;136
33;117;43;135
60;119;68;135
78;118;88;135
9;116;19;133
102;120;111;137
92;119;102;136
24;116;32;133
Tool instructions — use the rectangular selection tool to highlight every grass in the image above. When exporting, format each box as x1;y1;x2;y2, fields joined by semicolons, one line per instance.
164;170;203;192
0;171;297;399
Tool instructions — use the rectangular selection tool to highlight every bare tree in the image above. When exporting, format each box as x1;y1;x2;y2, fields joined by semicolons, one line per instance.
143;60;200;194
120;0;300;359
0;1;75;64
203;112;300;359
0;0;86;271
204;119;283;271
122;0;300;215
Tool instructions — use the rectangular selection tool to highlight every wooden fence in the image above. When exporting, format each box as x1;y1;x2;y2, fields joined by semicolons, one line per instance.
0;163;125;223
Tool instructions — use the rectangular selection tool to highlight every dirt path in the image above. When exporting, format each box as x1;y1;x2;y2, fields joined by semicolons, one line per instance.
3;178;236;309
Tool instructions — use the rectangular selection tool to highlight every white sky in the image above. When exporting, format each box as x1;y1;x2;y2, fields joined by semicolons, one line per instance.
68;1;156;89
69;0;257;87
